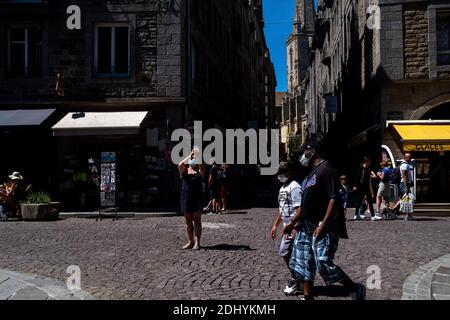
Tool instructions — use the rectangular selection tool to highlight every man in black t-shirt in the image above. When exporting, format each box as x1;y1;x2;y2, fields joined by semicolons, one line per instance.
282;139;366;300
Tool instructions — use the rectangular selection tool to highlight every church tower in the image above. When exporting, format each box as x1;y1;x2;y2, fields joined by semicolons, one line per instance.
287;0;315;94
284;0;315;145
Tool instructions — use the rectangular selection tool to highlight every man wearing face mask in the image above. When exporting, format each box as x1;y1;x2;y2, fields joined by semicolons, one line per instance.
270;161;303;296
282;139;366;300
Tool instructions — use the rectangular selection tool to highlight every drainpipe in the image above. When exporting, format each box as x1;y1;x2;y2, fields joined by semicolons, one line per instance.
186;0;192;121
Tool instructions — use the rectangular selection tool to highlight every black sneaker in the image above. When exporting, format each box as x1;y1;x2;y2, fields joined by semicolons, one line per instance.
350;283;366;300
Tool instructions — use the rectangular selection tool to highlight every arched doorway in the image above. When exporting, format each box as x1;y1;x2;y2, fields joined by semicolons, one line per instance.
410;93;450;120
421;102;450;120
414;103;450;202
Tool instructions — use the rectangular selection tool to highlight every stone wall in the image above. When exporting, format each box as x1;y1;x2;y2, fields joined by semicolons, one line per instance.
0;0;182;100
379;4;404;80
156;12;182;97
404;4;429;79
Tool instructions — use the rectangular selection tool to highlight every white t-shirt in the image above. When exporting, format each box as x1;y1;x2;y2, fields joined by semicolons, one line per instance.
278;180;302;225
400;161;414;185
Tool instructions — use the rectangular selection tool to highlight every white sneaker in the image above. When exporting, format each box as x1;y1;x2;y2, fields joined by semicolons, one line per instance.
371;215;383;221
359;214;366;219
353;215;361;220
283;279;302;295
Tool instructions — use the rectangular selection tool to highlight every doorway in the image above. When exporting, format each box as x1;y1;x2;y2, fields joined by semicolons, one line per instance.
415;152;450;203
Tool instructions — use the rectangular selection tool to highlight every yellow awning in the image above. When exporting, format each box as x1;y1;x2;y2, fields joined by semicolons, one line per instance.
393;124;450;152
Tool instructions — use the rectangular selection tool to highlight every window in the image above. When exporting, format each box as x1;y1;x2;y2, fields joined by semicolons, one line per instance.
289;48;293;73
191;40;201;92
437;11;450;65
94;24;130;76
8;27;42;78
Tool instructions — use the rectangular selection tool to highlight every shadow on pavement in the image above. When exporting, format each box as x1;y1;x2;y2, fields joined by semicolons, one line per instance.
221;210;248;215
202;244;256;251
314;285;350;298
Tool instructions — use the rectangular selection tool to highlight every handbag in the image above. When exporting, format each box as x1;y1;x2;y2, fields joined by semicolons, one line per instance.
400;193;415;214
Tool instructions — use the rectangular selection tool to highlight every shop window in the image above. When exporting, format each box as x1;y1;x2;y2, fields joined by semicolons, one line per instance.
94;24;130;76
437;11;450;66
7;27;42;78
191;40;201;92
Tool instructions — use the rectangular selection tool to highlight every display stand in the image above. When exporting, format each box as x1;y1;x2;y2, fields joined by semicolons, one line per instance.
97;152;121;221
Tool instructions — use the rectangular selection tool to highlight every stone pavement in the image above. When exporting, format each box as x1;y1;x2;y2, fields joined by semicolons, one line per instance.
0;208;449;300
402;253;450;300
0;268;94;300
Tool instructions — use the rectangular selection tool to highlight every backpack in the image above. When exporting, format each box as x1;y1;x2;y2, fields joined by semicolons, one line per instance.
389;166;401;185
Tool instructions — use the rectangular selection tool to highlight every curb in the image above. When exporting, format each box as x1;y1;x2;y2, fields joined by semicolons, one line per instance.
0;269;95;300
402;254;450;300
59;212;179;219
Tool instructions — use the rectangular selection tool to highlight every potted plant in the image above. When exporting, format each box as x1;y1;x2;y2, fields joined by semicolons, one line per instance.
21;191;60;221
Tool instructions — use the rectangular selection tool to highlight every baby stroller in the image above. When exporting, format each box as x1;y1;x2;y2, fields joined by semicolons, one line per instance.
381;183;400;220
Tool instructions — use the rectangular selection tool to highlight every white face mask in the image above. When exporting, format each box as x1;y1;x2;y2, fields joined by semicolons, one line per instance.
278;175;288;183
300;153;311;167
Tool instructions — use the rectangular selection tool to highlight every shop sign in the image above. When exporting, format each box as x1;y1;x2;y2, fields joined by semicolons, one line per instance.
404;144;450;152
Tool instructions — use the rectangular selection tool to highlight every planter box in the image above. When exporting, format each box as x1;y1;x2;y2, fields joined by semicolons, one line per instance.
21;202;60;221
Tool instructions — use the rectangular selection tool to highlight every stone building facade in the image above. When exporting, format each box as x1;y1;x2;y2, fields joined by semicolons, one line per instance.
297;0;450;202
0;0;275;210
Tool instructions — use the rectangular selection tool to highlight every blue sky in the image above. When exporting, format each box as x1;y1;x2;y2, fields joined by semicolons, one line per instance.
263;0;317;92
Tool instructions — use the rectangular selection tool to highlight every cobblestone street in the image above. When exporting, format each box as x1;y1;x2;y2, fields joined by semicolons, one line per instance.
0;208;449;300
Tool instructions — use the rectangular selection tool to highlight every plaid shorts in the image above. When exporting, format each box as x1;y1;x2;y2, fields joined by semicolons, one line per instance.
289;224;346;285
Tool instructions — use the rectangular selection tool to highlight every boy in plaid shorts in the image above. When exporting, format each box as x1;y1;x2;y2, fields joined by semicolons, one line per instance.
282;139;366;300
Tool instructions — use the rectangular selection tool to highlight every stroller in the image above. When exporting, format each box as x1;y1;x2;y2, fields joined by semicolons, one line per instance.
380;183;400;220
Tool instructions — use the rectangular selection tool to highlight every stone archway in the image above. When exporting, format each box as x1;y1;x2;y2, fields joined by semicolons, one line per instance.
410;93;450;120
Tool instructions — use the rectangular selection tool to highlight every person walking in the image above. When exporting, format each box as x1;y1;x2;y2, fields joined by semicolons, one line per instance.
270;161;303;295
282;139;366;300
339;175;351;216
208;161;221;214
393;152;416;221
178;149;205;250
353;157;382;221
219;164;230;212
376;161;391;216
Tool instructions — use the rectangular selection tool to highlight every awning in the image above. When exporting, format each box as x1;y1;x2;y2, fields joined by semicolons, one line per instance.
52;112;148;136
348;124;381;148
0;109;56;126
389;121;450;152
